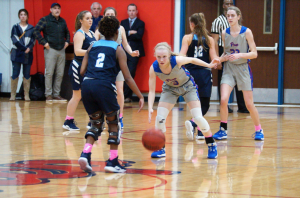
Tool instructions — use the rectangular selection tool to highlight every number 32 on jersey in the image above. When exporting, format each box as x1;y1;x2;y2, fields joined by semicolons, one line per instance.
95;53;105;68
194;46;203;58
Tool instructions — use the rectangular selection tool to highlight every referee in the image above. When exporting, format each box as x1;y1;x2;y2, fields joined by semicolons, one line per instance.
211;0;249;113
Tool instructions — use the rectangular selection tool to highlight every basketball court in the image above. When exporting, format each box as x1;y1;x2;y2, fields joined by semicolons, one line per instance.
1;99;299;197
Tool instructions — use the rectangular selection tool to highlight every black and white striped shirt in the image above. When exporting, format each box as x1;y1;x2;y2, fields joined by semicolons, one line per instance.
211;14;230;47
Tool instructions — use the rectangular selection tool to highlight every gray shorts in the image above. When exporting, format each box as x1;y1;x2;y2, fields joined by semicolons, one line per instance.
116;71;124;82
159;80;200;104
221;62;253;91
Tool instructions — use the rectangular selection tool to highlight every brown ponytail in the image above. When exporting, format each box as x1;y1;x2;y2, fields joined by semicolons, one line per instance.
75;11;90;31
189;13;210;50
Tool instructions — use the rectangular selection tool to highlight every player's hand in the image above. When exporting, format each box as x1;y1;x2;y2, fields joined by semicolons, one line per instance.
138;98;144;113
216;63;222;70
44;43;50;50
64;42;69;49
131;50;140;57
222;54;229;61
228;53;241;61
148;108;153;123
211;58;221;65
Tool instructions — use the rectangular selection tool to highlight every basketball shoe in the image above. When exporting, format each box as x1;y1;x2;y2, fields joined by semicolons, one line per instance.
63;119;79;131
185;120;195;140
252;129;264;140
105;156;126;173
207;143;218;159
151;148;166;158
213;127;227;140
78;152;92;173
196;130;205;140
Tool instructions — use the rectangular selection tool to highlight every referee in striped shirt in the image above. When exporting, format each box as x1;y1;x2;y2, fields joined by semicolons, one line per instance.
211;0;249;113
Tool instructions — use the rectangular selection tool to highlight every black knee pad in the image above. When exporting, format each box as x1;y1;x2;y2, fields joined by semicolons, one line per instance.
85;112;105;141
105;111;120;145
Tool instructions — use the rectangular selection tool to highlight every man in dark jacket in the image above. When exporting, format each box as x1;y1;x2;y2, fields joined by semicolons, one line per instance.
33;3;70;101
121;4;145;102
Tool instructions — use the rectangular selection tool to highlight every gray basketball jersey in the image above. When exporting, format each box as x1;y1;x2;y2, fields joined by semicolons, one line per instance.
100;27;122;44
153;56;190;87
224;26;249;65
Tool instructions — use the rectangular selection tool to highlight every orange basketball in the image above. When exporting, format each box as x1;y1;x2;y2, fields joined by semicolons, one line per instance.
142;128;165;151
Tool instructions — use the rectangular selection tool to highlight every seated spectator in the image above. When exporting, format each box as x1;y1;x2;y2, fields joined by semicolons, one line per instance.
10;9;35;101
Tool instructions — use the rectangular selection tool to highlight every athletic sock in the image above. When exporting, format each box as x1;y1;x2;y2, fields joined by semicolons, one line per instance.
119;113;123;118
83;143;93;153
255;124;262;132
220;122;227;131
66;116;74;120
205;137;215;144
109;150;118;160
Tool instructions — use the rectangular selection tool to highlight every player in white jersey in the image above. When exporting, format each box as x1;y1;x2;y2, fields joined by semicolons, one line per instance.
148;42;220;159
213;6;264;141
94;7;139;130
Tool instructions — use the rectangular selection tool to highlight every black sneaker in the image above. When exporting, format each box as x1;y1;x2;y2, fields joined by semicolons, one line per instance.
63;119;80;131
104;156;126;173
78;152;92;172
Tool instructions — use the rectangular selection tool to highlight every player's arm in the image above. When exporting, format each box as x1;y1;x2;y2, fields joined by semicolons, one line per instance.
80;44;93;76
228;29;257;61
148;66;156;123
120;26;139;57
179;35;191;56
208;36;228;63
116;46;144;112
74;32;86;56
211;33;219;57
176;55;218;69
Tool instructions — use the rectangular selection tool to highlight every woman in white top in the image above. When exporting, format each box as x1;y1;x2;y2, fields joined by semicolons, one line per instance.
95;7;139;129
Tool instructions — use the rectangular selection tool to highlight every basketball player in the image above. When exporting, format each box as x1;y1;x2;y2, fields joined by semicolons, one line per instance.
94;7;139;130
148;42;219;159
180;13;228;140
78;16;144;173
213;6;264;141
63;11;96;131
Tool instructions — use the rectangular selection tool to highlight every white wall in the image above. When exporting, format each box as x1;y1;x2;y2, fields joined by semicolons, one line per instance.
0;0;25;93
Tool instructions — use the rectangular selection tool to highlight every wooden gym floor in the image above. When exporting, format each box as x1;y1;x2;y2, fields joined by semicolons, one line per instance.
0;98;300;197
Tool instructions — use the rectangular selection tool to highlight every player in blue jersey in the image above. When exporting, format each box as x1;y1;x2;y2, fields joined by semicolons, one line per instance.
78;16;144;173
62;11;96;131
148;42;219;159
180;13;228;141
213;6;264;141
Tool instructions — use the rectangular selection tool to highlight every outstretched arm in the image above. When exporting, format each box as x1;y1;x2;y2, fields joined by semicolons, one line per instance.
148;66;156;123
117;46;144;112
176;55;218;69
120;26;139;57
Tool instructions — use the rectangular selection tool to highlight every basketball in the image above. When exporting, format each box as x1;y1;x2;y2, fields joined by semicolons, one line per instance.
142;128;165;151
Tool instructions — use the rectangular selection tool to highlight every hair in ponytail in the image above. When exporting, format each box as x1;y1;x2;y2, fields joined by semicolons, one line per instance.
75;10;90;31
154;42;179;57
189;13;210;50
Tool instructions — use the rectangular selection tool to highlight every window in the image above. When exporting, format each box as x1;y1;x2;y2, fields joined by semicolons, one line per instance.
264;0;273;34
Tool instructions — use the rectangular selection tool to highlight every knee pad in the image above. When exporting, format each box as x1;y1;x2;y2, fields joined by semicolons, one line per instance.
106;111;120;145
190;108;210;132
155;107;169;133
85;112;104;141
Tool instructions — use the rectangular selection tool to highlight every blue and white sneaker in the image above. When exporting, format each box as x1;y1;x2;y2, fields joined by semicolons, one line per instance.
151;148;166;158
213;127;227;140
252;129;264;140
185;120;195;140
119;117;124;129
104;156;126;173
196;130;205;140
63;119;80;131
207;143;218;159
78;152;92;173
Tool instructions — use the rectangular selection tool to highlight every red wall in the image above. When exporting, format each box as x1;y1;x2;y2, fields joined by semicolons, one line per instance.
25;0;174;92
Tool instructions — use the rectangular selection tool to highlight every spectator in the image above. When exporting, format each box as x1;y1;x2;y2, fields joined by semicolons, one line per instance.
33;3;70;101
211;0;249;113
121;3;145;103
90;2;103;32
10;9;35;101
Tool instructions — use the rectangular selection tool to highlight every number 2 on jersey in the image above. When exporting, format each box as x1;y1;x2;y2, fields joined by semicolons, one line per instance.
230;49;240;54
95;53;105;68
194;46;203;57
